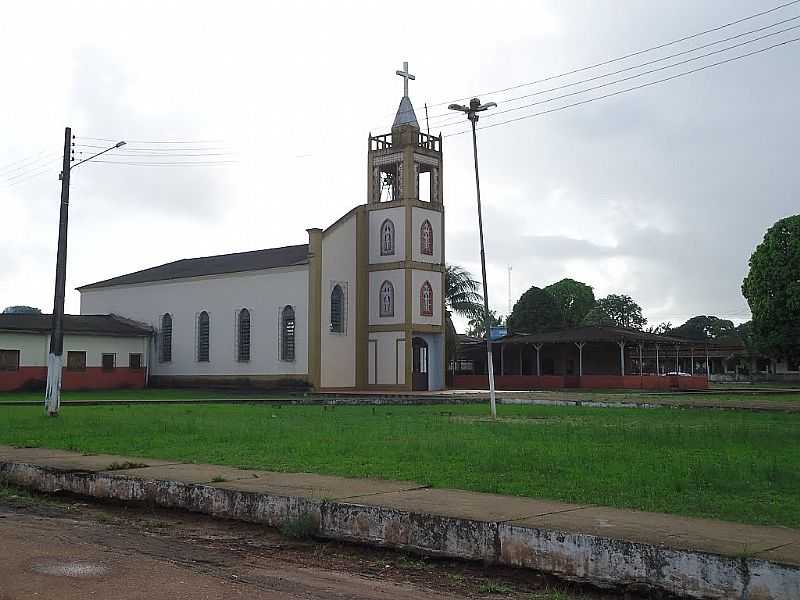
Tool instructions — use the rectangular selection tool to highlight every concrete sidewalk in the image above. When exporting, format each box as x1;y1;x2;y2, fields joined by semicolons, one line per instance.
1;445;798;599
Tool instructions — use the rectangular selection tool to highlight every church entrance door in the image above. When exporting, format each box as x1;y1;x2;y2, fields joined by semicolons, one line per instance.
412;337;429;391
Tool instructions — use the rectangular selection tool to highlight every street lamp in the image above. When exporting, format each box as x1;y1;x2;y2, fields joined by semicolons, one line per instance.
449;98;498;419
45;130;125;416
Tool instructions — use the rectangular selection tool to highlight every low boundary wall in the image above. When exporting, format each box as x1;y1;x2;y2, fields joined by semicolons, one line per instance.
453;374;708;391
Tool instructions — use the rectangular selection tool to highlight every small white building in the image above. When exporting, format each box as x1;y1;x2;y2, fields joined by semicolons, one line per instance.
0;313;151;391
78;73;446;392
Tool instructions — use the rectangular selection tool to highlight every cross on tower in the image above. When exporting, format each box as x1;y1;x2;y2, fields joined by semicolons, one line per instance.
395;61;415;97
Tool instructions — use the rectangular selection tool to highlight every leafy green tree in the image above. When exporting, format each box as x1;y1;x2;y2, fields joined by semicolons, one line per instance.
444;265;484;364
507;286;563;333
2;305;41;314
544;278;595;327
670;315;735;340
647;321;673;335
742;214;800;362
582;294;647;329
466;310;504;338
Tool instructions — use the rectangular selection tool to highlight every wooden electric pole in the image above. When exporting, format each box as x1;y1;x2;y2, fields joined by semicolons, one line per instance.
44;127;73;416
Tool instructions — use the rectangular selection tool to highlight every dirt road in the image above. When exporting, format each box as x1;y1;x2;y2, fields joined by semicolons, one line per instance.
0;488;622;600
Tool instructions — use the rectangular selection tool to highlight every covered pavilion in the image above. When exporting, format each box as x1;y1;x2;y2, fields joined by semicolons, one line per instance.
452;326;737;390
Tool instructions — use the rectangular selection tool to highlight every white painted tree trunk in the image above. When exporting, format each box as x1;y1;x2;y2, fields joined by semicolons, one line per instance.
45;353;62;416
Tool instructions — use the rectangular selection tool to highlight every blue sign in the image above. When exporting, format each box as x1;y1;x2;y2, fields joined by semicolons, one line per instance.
489;326;508;340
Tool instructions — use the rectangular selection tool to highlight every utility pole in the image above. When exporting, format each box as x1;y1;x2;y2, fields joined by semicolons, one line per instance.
449;98;498;418
44;129;125;416
44;128;73;416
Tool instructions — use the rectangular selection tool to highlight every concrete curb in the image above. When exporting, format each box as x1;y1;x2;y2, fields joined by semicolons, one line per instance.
2;460;798;599
1;394;798;412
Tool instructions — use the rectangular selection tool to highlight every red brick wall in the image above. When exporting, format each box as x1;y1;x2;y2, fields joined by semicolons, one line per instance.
0;367;146;392
451;374;708;391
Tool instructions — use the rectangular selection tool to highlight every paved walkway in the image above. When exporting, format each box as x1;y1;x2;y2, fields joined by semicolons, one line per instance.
1;445;798;598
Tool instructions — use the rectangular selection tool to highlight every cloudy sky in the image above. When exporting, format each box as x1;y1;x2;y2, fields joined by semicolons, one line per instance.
1;0;797;330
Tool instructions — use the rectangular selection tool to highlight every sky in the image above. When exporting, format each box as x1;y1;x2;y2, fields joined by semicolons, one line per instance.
1;0;798;331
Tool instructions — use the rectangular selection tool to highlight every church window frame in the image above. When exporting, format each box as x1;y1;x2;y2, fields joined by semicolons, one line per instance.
159;313;173;363
196;311;210;363
420;281;434;317
380;219;395;256
237;308;251;363
330;283;346;334
420;219;433;256
379;280;394;317
280;305;296;362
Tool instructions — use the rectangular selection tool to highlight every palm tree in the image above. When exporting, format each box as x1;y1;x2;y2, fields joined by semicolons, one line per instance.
444;265;484;377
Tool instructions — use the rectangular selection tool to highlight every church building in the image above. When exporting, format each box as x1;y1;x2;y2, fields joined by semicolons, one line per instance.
78;65;446;392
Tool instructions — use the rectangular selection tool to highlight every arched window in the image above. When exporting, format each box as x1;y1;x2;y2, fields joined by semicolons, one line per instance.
160;313;172;363
420;219;433;256
281;305;295;362
197;311;210;362
380;219;395;256
379;280;394;317
237;308;251;362
330;284;344;333
420;281;434;317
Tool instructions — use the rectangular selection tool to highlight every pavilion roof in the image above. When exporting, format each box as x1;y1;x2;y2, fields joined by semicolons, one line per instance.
497;325;741;347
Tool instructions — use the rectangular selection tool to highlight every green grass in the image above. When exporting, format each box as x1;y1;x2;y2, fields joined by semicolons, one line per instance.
0;403;798;528
0;388;302;402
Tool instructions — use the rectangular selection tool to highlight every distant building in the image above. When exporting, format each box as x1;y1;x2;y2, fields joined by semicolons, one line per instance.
0;314;151;392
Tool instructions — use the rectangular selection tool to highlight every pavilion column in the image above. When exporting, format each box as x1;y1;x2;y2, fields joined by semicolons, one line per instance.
638;343;643;376
500;344;505;376
675;344;680;374
655;344;660;375
535;343;542;376
706;345;710;376
690;346;695;375
574;341;585;377
617;340;626;376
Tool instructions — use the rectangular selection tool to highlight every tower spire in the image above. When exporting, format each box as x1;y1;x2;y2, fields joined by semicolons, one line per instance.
393;61;419;129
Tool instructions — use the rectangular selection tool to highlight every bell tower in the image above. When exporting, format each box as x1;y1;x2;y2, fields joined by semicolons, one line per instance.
364;62;446;391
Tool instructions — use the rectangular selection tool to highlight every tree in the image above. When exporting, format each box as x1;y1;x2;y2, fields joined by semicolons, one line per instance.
2;306;41;314
444;265;484;366
647;321;673;335
466;310;504;338
582;294;646;329
544;278;595;327
507;286;563;333
670;315;735;340
742;214;800;362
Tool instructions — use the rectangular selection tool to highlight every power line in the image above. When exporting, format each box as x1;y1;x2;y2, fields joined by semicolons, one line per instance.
78;136;225;144
426;15;800;129
376;1;800;130
430;0;800;109
443;35;800;137
0;151;60;177
435;23;800;130
92;159;239;166
76;150;236;158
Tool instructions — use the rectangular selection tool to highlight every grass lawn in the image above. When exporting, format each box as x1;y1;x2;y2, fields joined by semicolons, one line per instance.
0;388;302;402
0;403;798;528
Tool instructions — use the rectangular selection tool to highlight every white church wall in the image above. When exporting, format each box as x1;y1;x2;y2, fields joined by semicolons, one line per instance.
369;331;406;385
368;207;406;264
369;270;405;326
80;266;309;377
411;269;443;326
0;332;47;366
320;215;357;388
411;207;442;264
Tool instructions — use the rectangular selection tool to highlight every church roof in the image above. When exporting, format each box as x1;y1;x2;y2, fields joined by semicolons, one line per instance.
0;313;153;337
393;96;419;128
78;244;309;290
